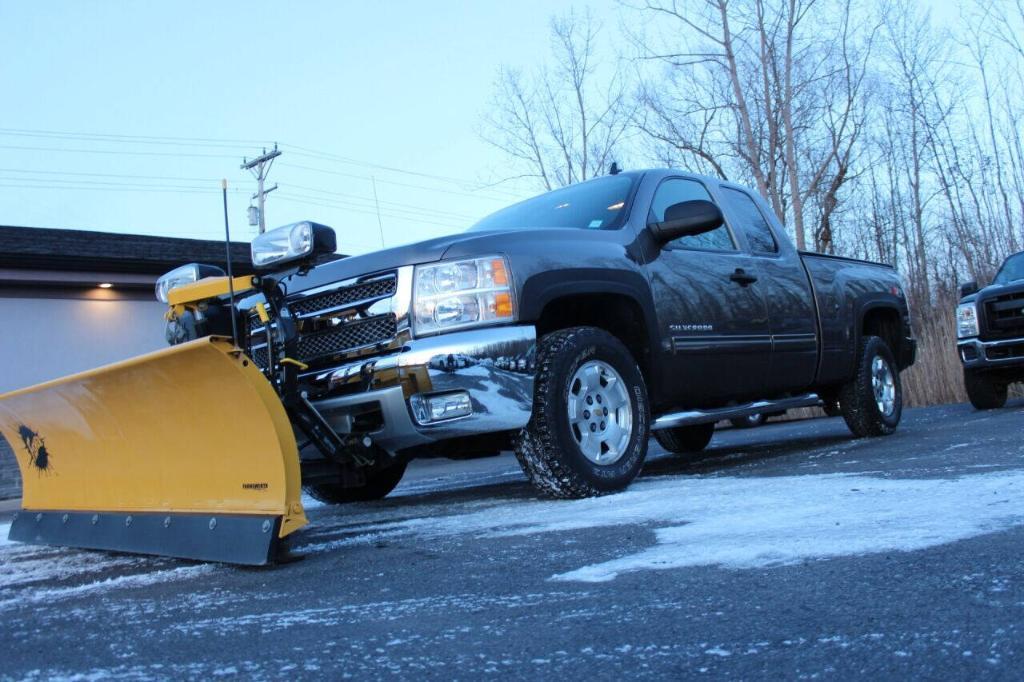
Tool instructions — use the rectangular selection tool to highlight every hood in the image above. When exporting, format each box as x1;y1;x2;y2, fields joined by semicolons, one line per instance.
274;228;539;296
271;233;455;295
976;278;1024;302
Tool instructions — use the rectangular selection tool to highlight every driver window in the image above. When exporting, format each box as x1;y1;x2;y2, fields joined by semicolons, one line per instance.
649;178;736;251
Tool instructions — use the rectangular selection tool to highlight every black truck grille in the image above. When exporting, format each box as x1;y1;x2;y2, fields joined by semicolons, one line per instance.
289;275;396;318
245;271;400;371
296;314;398;362
984;291;1024;339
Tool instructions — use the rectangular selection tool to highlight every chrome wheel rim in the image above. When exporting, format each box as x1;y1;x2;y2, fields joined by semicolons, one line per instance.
871;355;896;417
567;360;633;465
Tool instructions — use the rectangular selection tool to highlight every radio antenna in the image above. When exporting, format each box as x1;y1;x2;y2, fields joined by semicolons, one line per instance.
221;179;240;349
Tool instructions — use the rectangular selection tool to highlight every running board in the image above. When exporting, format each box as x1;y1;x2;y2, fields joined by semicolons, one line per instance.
651;394;822;431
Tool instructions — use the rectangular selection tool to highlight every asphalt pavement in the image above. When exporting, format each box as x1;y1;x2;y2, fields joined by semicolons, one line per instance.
1;401;1023;680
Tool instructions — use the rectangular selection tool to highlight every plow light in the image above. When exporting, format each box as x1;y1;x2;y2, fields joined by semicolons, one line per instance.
251;221;337;269
155;263;225;303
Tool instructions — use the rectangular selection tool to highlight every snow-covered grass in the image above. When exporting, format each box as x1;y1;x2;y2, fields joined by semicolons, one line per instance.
305;470;1024;582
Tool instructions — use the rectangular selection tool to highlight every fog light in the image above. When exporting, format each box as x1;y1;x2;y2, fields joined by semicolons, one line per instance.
410;391;473;424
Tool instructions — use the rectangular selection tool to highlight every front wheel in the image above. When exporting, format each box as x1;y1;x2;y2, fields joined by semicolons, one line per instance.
838;335;903;437
964;370;1008;410
303;457;408;504
514;326;650;499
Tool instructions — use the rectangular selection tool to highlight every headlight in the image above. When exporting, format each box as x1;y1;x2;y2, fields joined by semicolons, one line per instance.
957;302;979;338
251;221;337;269
156;264;202;303
413;256;515;335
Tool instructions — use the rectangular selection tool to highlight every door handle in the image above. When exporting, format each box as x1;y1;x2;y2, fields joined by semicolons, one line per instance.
729;268;758;287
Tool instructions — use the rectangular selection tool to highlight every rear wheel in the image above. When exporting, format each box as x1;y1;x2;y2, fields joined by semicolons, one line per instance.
303;457;408;504
514;326;650;499
964;369;1008;410
655;422;715;454
838;335;903;437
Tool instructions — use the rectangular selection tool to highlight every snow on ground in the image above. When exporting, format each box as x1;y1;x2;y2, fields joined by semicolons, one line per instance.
0;520;215;611
303;470;1024;582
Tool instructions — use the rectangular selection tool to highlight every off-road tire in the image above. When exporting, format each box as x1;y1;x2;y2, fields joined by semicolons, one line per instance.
838;335;902;437
729;413;766;429
514;326;650;499
964;369;1008;410
654;423;715;454
303;458;408;504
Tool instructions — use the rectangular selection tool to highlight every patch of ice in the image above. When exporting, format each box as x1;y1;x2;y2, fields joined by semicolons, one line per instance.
0;564;214;610
305;470;1024;583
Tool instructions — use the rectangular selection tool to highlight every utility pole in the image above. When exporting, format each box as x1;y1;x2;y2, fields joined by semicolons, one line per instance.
241;144;281;234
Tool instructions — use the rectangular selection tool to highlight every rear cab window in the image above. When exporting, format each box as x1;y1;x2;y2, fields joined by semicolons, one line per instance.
720;187;779;254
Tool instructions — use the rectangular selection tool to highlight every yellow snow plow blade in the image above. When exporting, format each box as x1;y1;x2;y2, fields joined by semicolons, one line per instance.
0;336;307;565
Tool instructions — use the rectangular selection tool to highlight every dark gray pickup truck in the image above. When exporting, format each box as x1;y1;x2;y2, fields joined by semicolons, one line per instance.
957;251;1024;408
159;169;917;501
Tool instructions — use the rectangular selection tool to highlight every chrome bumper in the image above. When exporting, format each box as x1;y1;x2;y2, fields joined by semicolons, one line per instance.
310;325;536;452
958;336;1024;369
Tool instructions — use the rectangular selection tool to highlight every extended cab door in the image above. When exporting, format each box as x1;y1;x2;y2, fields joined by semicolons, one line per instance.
643;177;772;403
717;185;818;394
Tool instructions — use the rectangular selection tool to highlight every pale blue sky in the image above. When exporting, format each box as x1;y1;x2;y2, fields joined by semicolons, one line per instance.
0;1;957;254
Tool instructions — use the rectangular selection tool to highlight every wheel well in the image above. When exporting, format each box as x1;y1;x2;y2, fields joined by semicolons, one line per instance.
535;294;652;381
862;307;902;356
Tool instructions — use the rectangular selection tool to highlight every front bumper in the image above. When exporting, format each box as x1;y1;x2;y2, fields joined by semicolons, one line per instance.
309;325;536;452
958;336;1024;370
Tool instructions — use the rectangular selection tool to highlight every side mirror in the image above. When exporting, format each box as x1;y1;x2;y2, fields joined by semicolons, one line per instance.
648;200;724;243
960;280;979;297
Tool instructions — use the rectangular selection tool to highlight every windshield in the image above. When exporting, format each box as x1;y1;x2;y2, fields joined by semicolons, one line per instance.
470;175;637;232
994;252;1024;285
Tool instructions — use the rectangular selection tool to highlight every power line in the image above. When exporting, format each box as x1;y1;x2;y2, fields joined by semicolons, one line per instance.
0;127;272;147
276;193;466;230
279;143;525;198
283;181;480;220
0;127;529;199
0;182;242;195
0;170;483;224
0;144;236;159
279;161;525;203
0;167;239;183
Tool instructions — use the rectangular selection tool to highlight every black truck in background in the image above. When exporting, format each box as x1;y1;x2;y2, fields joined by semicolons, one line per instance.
160;168;917;501
957;251;1024;408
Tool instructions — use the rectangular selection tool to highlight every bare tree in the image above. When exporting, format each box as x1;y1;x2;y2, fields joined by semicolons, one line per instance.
628;0;875;249
481;11;633;190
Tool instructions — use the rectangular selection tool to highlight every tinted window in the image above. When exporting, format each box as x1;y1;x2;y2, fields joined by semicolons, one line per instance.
471;175;636;232
649;178;735;251
722;188;779;253
994;252;1024;285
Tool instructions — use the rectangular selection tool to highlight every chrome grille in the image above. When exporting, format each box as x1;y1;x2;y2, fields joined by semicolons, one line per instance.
296;314;397;362
289;275;397;318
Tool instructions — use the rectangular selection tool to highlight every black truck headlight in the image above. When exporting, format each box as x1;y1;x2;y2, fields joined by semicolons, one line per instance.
251;221;337;269
957;302;979;338
412;256;515;336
